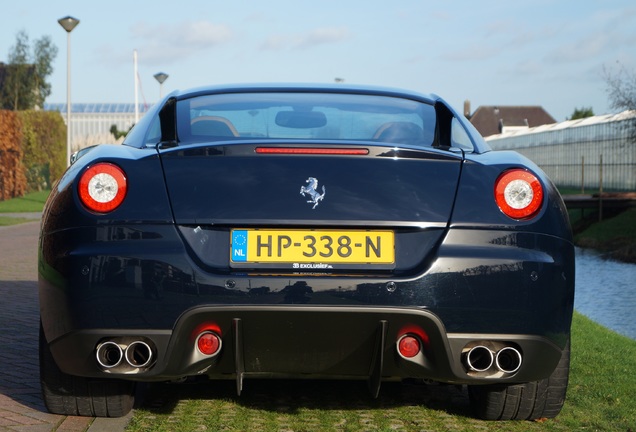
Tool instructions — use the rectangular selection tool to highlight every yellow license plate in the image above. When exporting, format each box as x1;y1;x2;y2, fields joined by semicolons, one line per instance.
231;229;394;264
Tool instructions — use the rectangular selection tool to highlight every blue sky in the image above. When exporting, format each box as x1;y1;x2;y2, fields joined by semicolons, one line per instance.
2;1;635;121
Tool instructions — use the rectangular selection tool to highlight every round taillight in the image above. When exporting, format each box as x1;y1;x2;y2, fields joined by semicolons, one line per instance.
494;169;543;220
78;163;127;213
398;335;421;358
196;331;221;356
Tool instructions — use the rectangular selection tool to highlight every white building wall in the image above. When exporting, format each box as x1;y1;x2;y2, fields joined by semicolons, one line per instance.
486;113;636;191
46;103;150;152
67;113;137;150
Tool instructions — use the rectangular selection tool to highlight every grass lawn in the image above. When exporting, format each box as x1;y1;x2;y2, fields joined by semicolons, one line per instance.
126;313;636;431
0;190;49;226
0;190;49;213
0;216;35;226
575;207;636;243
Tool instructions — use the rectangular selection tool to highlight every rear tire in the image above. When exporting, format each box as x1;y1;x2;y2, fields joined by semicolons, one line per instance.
468;339;570;420
39;324;135;417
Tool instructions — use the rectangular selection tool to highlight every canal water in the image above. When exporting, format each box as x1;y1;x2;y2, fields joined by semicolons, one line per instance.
575;247;636;340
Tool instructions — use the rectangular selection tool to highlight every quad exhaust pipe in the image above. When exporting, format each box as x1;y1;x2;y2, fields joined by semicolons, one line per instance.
96;341;123;368
464;344;522;374
465;345;494;372
495;346;522;374
125;341;154;368
96;339;155;370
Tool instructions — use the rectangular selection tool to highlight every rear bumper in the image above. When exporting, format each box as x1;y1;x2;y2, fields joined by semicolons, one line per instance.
39;224;574;385
47;306;563;388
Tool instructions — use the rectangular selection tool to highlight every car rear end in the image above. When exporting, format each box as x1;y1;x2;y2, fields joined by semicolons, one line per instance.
38;85;574;419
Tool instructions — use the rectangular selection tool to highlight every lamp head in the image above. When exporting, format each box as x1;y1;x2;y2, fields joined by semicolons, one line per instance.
58;16;80;33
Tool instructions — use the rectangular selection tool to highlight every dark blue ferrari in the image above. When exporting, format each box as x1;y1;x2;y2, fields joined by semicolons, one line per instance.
38;84;574;420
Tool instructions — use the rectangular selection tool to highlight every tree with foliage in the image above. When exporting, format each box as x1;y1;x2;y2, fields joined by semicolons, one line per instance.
1;31;31;110
0;30;58;110
604;63;636;143
110;124;130;140
32;35;58;107
568;107;594;120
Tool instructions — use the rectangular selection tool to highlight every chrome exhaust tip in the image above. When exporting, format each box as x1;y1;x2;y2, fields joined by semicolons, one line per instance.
96;341;123;368
465;345;494;372
495;346;522;374
125;341;154;368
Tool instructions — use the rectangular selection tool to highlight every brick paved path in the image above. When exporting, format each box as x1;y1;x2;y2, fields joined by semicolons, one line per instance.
0;222;130;432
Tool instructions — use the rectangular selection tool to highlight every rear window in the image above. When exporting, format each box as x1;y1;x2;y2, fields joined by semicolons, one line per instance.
176;92;436;147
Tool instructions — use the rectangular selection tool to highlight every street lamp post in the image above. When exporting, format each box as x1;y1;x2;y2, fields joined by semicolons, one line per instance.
154;72;169;99
58;16;79;167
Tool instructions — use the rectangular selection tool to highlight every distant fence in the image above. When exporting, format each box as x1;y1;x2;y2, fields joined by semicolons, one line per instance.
45;103;151;152
486;113;636;191
538;157;635;192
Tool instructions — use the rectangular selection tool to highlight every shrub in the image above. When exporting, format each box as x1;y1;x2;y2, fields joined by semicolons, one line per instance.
18;110;66;191
0;110;27;199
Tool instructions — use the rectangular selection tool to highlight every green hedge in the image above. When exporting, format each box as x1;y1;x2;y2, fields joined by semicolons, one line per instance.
0;110;26;200
18;110;66;192
0;110;65;199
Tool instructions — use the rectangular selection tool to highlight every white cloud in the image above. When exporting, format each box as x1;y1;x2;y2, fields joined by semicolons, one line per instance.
545;7;636;64
260;27;351;51
179;21;232;47
440;45;500;62
483;19;515;38
260;35;291;51
512;60;543;76
130;20;233;65
546;33;619;64
296;27;350;48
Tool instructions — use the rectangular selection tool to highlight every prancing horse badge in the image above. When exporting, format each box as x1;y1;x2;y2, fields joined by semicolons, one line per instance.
300;177;326;209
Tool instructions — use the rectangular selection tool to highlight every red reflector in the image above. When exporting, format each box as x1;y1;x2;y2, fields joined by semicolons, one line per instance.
255;147;369;155
196;332;221;356
398;335;421;358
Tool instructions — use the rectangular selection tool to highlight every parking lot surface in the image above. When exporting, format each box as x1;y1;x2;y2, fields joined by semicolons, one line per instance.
0;222;130;431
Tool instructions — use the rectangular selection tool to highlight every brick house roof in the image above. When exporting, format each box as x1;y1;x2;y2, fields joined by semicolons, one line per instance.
469;106;556;138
